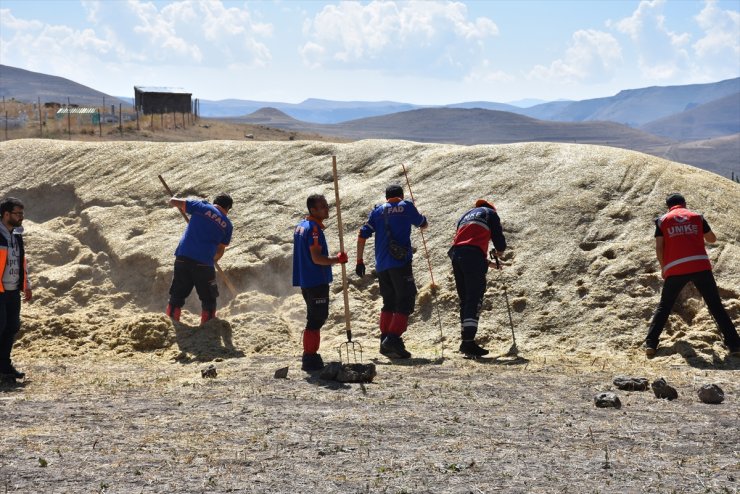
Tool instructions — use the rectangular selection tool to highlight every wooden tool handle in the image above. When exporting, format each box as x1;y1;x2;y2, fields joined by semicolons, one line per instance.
332;156;352;341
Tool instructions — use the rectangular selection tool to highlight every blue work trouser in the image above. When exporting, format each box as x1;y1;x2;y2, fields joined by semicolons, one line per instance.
450;246;488;339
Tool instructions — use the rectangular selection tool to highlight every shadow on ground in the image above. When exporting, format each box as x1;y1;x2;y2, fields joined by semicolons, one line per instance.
653;341;740;370
172;319;245;363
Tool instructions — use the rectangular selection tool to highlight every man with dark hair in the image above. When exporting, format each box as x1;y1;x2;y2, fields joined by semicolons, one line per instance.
165;193;233;325
355;184;428;359
213;193;233;211
0;197;32;381
644;193;740;357
449;199;507;357
293;194;348;371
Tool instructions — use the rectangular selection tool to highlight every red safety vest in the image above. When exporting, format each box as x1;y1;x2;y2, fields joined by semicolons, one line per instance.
453;205;498;256
657;206;711;278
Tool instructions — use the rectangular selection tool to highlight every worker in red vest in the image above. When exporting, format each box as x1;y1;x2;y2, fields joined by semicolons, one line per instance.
644;193;740;358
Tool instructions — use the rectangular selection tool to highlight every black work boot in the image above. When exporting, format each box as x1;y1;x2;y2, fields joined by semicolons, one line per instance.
379;335;393;357
301;353;324;371
459;340;489;358
381;335;411;359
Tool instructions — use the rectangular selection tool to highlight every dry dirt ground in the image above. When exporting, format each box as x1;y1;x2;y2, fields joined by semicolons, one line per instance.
1;348;738;493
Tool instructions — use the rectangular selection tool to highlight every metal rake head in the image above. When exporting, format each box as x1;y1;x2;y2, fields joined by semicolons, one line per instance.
338;340;364;364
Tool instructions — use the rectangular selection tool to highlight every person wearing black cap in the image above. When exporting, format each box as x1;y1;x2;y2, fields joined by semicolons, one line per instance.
448;199;507;357
355;184;428;359
644;193;740;357
165;192;233;325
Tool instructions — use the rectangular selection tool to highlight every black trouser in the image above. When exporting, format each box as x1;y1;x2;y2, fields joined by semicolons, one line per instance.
450;246;488;339
0;290;22;366
301;284;330;330
377;262;417;315
646;270;740;348
168;256;218;312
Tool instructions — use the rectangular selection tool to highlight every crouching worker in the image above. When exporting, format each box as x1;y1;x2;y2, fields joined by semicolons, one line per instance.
165;193;233;325
644;193;740;357
293;194;348;371
355;184;428;359
449;199;506;357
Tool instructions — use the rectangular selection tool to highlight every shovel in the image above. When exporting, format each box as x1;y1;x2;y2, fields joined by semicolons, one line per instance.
157;174;238;297
332;156;363;363
491;250;518;357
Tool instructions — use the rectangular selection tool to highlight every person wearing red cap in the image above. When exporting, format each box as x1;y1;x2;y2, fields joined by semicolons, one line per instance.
293;194;348;371
448;199;506;357
644;193;739;358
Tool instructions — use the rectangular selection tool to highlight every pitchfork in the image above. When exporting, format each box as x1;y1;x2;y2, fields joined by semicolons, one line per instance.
332;156;363;363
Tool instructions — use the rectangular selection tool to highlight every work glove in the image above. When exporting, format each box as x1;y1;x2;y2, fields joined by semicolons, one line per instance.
336;252;348;264
355;260;366;277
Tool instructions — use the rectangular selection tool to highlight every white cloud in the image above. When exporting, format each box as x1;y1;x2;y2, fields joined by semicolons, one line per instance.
82;0;102;23
0;14;113;59
299;1;499;77
1;1;274;70
464;59;514;83
528;30;622;83
613;0;664;41
0;9;43;30
610;0;692;81
300;42;326;70
693;0;740;58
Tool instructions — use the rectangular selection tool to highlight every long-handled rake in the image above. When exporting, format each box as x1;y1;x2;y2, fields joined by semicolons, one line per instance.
157;174;238;297
401;163;445;358
332;156;363;363
491;250;518;356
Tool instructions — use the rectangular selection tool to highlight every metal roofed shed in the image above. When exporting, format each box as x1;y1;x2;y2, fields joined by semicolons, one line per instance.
56;107;98;115
56;107;101;124
134;86;192;115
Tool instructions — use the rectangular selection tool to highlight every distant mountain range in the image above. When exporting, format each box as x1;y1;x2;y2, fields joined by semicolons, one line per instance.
226;106;738;177
640;92;740;140
519;78;740;127
0;64;129;107
231;106;671;149
0;63;737;177
1;63;737;140
198;77;740;136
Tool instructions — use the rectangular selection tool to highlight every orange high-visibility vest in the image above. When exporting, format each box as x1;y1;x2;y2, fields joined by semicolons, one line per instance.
0;230;28;292
657;206;711;278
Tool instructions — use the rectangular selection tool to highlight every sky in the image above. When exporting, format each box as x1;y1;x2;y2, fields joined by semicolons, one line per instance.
1;0;739;105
